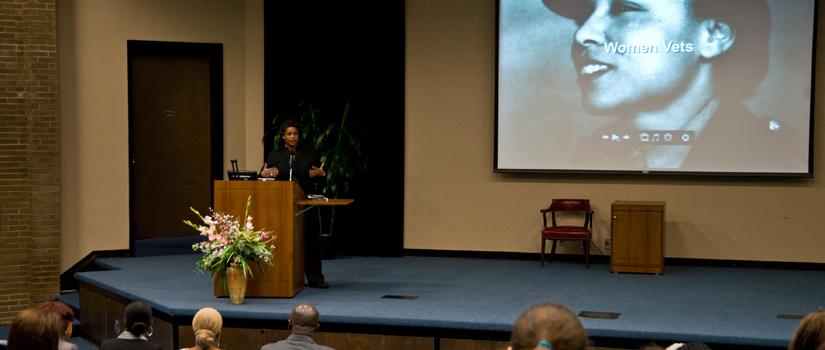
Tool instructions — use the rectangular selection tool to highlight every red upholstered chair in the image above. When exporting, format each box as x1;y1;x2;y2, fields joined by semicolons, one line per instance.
541;199;593;268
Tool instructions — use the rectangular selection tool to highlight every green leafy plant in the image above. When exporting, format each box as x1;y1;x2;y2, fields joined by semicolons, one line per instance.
264;102;368;236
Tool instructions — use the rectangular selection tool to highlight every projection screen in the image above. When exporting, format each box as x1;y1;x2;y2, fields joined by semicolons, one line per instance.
495;0;816;176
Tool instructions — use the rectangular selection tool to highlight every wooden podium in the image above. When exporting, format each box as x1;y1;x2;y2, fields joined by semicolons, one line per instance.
213;180;306;297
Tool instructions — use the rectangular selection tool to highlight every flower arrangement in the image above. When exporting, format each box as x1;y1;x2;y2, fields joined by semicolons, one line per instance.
184;196;276;290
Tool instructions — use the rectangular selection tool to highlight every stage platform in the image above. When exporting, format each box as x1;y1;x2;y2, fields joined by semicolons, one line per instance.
74;254;824;350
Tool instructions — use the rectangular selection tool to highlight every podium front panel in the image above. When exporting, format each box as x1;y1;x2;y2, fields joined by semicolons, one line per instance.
213;180;305;297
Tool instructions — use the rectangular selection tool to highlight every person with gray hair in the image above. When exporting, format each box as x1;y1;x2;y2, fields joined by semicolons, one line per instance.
260;304;334;350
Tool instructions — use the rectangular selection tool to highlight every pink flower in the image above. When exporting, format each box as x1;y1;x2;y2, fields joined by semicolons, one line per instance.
246;216;254;230
198;226;220;241
204;216;214;225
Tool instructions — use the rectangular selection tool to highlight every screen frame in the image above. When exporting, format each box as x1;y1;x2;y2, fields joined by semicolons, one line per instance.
493;0;818;178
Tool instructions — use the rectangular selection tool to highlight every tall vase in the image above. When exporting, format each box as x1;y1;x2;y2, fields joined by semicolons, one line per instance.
225;265;247;305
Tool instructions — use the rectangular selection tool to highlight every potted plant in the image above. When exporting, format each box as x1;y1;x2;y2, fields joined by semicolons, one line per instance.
184;196;276;304
264;102;368;258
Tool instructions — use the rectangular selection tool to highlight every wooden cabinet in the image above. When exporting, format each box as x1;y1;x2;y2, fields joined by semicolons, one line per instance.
610;201;665;274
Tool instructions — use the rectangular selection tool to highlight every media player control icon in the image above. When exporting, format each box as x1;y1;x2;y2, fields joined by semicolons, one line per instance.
681;134;690;142
663;133;673;142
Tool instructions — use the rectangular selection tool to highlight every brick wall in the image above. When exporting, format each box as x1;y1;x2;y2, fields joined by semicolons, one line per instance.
0;0;59;325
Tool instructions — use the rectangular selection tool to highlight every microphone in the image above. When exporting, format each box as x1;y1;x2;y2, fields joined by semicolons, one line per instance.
288;150;294;181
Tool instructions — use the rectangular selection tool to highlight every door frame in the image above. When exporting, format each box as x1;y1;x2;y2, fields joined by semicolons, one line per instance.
126;40;224;253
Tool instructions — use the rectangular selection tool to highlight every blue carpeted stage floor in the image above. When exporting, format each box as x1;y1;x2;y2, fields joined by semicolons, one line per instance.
74;255;824;349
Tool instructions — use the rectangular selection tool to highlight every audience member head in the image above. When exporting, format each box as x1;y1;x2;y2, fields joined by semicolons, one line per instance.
124;300;154;337
667;343;712;350
7;308;62;350
508;303;590;350
789;309;825;350
639;343;665;350
38;300;74;340
288;303;321;336
192;307;223;349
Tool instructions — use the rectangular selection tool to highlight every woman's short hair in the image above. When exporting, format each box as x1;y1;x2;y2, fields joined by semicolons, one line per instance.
124;300;153;336
38;300;74;332
280;120;301;137
192;307;223;348
789;309;825;350
509;303;590;350
7;308;63;350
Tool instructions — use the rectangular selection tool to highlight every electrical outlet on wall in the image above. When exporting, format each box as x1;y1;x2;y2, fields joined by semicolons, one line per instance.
605;238;612;250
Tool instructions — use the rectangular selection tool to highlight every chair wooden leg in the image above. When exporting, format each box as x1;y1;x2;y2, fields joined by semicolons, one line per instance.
548;240;557;264
585;240;590;268
541;238;546;267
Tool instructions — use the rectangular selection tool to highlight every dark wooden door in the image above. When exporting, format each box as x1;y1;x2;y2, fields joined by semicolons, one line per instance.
129;42;222;243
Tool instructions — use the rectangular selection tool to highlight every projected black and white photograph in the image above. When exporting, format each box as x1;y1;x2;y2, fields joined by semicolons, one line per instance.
496;0;815;175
